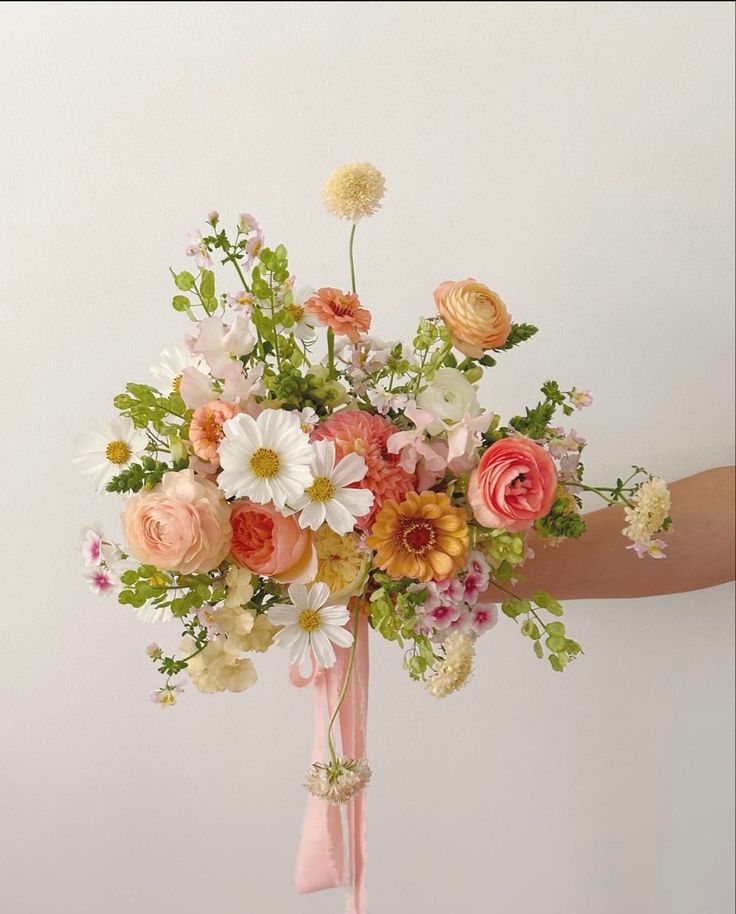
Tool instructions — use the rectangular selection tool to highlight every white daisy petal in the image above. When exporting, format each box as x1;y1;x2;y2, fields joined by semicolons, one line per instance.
335;487;375;516
268;604;301;626
319;605;351;626
321;624;355;649
312;440;336;477
323;499;358;535
307;582;331;610
310;629;337;668
287;583;310;608
331;453;368;487
292;631;312;667
299;501;326;531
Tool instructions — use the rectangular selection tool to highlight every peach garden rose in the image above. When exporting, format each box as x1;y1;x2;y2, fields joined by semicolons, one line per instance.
229;499;317;584
434;279;512;359
122;470;232;573
467;436;558;532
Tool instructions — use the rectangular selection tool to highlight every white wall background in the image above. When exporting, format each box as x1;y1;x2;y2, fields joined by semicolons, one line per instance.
1;3;734;913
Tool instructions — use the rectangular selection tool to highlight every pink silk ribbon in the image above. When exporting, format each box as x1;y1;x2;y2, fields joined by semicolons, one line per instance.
289;613;369;914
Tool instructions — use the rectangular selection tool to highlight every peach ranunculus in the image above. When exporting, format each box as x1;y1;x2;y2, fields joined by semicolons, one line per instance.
189;400;240;464
467;437;558;532
229;499;317;584
434;279;512;359
305;288;371;343
122;470;232;573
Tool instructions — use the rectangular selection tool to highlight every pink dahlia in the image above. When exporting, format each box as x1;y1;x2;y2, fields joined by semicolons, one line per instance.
311;409;415;530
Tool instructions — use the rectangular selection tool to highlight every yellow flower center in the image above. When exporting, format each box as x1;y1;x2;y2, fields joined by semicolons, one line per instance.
298;610;321;632
306;476;335;502
400;518;437;556
172;374;182;392
106;440;131;465
159;691;177;706
250;447;281;478
290;304;305;321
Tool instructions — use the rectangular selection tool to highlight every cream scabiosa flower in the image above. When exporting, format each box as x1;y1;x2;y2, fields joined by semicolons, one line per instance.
268;582;353;669
426;630;476;698
74;417;147;493
217;410;313;509
288;440;374;534
322;162;385;222
622;477;671;554
305;757;372;805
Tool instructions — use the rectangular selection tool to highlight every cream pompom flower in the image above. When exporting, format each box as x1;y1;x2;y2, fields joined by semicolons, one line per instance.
322;162;385;222
305;757;372;805
217;410;313;509
426;630;476;698
268;582;353;669
622;477;671;551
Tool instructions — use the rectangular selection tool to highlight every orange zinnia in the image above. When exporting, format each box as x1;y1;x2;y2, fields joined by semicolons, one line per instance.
366;491;469;583
305;287;371;344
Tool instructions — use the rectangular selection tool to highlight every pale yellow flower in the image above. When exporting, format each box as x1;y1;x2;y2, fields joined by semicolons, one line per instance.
314;526;369;601
182;635;257;694
322;162;385;222
235;613;280;653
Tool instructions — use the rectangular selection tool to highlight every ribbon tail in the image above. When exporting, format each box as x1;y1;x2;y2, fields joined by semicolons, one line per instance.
293;665;345;894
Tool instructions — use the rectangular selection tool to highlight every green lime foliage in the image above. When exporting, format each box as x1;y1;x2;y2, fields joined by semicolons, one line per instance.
107;456;189;493
369;574;439;680
500;589;582;672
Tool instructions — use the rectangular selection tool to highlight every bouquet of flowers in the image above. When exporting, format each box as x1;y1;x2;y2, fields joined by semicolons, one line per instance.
77;162;672;911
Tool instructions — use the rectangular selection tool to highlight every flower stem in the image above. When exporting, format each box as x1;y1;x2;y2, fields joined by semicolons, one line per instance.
327;326;336;379
326;605;360;765
348;223;357;293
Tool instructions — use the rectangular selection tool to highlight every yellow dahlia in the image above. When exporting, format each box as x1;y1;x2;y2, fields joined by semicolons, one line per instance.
366;491;469;583
322;162;385;222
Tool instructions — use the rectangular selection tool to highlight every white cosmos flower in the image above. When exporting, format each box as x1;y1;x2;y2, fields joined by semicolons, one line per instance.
217;410;313;509
74;417;148;493
288;440;374;534
268;582;353;669
151;346;208;392
286;286;318;341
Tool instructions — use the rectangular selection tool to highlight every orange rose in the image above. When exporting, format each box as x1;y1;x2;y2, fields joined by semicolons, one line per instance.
434;279;512;359
229;499;317;584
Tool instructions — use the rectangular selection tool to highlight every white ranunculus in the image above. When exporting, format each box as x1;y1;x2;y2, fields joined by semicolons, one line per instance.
416;368;481;432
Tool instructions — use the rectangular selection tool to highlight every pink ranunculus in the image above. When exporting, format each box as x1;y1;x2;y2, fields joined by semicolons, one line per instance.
229;499;317;584
467;437;558;532
189;400;240;465
122;470;232;573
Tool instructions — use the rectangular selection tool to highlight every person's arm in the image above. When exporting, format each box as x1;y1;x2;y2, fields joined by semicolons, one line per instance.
494;466;735;601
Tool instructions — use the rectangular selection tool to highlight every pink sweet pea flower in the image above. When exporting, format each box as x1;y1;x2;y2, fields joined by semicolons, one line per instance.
81;529;103;567
185;231;214;269
221;362;265;404
569;388;593;410
386;405;448;478
179;367;216;409
191;315;256;377
446;412;493;466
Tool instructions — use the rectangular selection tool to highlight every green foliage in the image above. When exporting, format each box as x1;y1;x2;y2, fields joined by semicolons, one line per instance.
118;564;227;618
369;576;439;681
106;456;188;493
113;383;191;438
500;586;582;672
534;489;587;540
493;322;539;351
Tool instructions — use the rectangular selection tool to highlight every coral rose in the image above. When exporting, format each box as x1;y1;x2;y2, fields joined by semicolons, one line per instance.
189;400;240;464
305;288;371;344
434;279;512;359
229;499;317;584
122;470;232;573
467;437;558;532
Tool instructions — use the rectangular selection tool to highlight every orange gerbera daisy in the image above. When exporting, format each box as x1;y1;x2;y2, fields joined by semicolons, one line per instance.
366;490;469;583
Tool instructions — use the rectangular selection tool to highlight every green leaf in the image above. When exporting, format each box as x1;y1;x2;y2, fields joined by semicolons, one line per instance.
545;621;566;637
172;295;190;312
494;323;539;351
549;655;564;672
174;271;196;291
200;270;215;298
533;640;544;659
120;570;138;586
545;635;567;652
